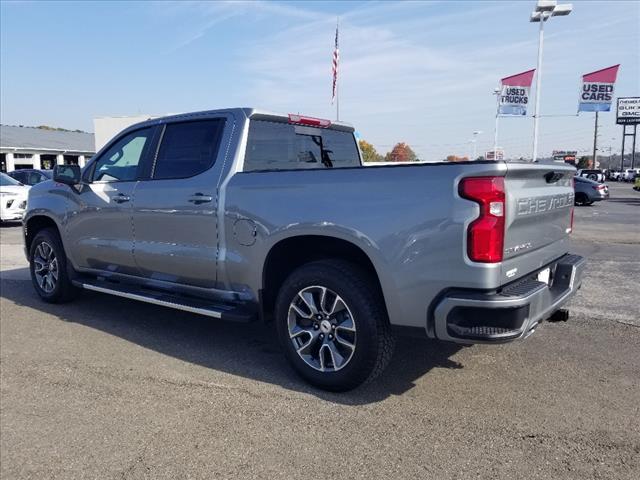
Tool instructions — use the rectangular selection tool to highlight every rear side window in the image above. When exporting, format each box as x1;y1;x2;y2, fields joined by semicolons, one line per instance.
153;119;225;180
244;120;360;171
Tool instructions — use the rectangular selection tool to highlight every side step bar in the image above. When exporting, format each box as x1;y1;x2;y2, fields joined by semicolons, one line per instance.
73;279;256;323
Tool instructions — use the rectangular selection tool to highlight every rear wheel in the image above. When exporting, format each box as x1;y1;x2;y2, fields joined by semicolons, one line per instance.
29;228;79;303
575;193;589;206
275;259;394;391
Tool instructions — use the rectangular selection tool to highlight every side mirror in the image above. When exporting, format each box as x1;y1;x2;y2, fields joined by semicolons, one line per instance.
53;164;81;186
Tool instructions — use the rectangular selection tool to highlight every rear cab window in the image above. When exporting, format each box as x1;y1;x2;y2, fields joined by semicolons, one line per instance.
153;119;226;180
243;120;360;171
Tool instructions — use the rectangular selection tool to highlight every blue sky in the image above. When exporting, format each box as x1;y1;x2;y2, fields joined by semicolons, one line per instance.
1;0;638;160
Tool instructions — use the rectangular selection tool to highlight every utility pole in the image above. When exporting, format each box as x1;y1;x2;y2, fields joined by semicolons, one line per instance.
592;111;599;168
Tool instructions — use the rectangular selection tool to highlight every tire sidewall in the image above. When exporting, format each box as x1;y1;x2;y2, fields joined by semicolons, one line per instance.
275;262;382;391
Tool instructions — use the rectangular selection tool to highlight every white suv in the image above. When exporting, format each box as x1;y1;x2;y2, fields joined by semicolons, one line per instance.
622;168;640;182
0;172;30;222
577;169;605;183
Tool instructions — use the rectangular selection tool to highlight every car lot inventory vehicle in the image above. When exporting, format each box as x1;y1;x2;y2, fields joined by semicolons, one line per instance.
622;168;640;182
0;172;30;222
574;176;609;205
576;169;605;183
22;108;586;391
7;169;53;186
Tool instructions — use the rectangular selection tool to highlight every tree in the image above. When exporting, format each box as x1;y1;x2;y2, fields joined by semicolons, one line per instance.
446;155;469;162
577;156;593;169
358;139;383;162
384;142;417;162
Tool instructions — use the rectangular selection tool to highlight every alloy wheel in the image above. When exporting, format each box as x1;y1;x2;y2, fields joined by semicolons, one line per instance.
287;285;357;372
33;241;58;294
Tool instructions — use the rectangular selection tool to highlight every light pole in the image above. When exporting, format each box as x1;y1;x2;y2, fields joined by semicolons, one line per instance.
530;0;573;162
471;131;482;160
493;87;500;159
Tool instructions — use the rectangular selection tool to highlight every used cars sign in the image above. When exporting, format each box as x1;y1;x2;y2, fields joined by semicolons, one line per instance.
578;65;620;112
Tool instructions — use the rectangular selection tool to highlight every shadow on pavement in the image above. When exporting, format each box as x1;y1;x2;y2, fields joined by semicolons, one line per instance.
0;268;464;405
607;196;640;207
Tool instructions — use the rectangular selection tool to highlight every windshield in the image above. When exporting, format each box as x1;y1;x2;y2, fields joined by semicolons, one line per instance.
0;172;23;186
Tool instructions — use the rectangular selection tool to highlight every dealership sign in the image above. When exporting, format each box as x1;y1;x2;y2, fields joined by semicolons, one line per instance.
616;97;640;125
552;150;577;165
578;65;620;112
498;69;535;116
485;149;504;161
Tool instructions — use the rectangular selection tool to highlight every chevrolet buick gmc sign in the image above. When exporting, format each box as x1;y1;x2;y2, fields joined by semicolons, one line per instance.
616;97;640;125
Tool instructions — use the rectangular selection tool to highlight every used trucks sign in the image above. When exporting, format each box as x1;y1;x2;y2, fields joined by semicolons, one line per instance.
498;69;535;116
616;97;640;125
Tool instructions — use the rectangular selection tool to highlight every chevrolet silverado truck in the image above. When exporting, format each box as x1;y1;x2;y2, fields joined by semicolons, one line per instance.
23;108;585;391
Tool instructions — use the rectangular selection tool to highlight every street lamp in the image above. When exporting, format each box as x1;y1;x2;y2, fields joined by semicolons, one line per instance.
493;87;501;159
471;131;482;160
530;0;573;162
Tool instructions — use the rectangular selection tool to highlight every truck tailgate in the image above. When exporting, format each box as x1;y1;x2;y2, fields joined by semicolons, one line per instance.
502;162;575;280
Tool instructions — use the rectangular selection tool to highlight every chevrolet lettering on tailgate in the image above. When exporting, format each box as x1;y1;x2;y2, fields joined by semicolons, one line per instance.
517;193;574;216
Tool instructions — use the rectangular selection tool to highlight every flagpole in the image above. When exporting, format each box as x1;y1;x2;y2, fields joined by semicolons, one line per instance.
336;17;340;122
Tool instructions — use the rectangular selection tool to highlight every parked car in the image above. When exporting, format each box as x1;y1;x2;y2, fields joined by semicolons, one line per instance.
608;170;622;181
7;169;53;186
574;176;609;205
22;108;585;391
622;168;640;182
0;172;30;222
576;169;605;183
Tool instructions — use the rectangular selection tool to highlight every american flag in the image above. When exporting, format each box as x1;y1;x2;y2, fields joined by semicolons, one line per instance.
331;22;339;104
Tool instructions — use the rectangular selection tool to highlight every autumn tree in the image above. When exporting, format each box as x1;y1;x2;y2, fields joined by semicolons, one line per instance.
358;139;383;162
446;155;469;162
577;156;593;169
384;142;418;162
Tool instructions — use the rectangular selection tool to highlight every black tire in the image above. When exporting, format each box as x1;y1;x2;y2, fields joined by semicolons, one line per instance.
587;173;597;181
29;228;79;303
575;193;589;206
275;259;395;391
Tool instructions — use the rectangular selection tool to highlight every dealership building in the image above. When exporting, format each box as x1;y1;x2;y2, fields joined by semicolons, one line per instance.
0;125;95;173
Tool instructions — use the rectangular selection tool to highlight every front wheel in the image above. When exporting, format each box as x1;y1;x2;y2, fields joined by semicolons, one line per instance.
29;228;79;303
275;260;394;391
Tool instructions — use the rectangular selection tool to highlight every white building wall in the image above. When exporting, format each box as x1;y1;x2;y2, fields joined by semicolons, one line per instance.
93;115;156;151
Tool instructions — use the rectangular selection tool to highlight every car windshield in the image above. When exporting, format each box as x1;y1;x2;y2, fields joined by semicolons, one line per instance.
0;172;23;186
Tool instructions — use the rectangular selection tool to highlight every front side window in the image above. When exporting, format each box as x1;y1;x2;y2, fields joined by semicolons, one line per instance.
153;119;225;180
92;128;153;182
244;120;360;171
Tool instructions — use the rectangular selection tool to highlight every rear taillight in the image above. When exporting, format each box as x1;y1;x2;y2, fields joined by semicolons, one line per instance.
594;184;606;190
459;176;505;263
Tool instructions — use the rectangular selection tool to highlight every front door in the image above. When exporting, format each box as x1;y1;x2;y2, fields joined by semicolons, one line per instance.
132;117;229;289
65;126;155;275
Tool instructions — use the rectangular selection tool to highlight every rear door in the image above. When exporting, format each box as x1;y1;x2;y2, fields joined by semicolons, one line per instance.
501;162;575;279
131;116;230;288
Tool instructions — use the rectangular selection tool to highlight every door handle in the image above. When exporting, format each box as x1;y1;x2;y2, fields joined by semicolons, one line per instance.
112;193;130;203
188;193;213;205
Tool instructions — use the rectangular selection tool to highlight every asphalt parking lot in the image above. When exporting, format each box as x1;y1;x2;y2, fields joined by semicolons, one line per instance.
1;182;639;480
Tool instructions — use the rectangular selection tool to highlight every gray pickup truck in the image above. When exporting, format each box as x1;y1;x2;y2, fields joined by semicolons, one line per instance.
23;108;585;391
